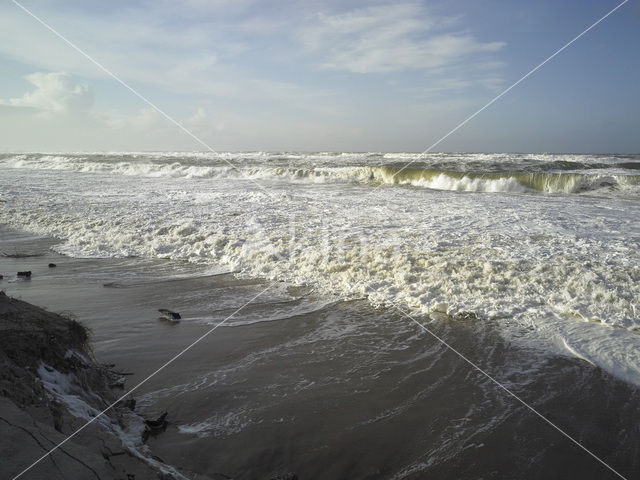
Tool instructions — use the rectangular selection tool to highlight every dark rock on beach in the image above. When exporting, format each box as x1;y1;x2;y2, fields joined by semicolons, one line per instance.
121;397;137;411
145;412;169;430
158;309;181;322
143;412;169;442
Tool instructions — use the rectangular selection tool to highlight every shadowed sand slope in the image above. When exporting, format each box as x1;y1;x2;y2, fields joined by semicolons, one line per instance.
0;292;191;480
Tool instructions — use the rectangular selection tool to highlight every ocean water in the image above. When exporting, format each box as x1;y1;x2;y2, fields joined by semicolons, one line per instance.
1;151;639;382
1;151;639;478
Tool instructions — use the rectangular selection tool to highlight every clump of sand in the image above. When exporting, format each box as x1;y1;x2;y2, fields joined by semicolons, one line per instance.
0;292;190;479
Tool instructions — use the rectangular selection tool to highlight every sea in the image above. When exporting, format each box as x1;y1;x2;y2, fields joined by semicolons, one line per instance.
1;151;639;479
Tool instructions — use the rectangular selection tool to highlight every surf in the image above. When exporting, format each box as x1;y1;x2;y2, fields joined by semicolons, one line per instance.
3;152;639;198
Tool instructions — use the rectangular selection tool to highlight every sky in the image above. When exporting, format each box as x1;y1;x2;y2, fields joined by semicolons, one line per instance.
0;0;638;153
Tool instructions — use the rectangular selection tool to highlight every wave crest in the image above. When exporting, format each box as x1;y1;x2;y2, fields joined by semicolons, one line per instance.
3;154;639;197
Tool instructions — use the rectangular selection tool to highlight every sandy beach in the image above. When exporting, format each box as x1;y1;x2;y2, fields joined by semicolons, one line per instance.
2;0;639;477
1;225;639;479
0;289;183;479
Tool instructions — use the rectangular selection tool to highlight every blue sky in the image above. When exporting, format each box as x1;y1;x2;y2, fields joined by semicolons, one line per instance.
0;0;638;152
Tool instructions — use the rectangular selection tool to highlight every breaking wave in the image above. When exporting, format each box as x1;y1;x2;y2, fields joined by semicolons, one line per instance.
2;153;640;197
1;151;640;384
370;166;640;195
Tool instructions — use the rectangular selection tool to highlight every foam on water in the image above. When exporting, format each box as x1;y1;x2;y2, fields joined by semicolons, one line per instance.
3;153;640;196
38;363;189;479
2;152;639;385
177;409;255;438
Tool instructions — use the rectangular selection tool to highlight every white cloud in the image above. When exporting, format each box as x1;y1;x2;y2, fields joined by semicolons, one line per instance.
0;70;168;128
0;2;242;97
0;2;511;151
183;107;228;138
302;3;504;74
0;71;92;115
98;107;163;131
0;2;337;108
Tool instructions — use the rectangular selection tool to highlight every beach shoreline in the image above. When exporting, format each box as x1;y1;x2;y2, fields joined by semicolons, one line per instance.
1;225;639;479
0;226;302;480
0;289;192;479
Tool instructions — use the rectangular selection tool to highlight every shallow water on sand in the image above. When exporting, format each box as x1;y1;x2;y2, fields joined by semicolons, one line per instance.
1;228;638;479
2;152;639;388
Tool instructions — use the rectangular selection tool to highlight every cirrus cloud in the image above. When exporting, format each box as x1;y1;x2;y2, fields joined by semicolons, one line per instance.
302;3;505;74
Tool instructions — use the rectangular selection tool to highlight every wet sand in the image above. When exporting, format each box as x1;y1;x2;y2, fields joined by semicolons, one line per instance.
0;289;176;480
1;226;639;479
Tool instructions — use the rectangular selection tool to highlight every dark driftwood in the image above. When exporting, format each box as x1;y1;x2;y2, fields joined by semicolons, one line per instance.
158;309;181;321
142;411;169;441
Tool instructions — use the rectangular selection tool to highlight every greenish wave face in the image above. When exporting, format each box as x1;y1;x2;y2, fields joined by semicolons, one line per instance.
370;166;640;195
1;151;640;386
2;152;640;198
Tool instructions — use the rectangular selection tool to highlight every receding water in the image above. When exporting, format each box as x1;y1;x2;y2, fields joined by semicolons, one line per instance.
1;151;639;478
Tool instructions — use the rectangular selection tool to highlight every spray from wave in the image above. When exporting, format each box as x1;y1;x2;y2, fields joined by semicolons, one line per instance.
3;153;640;197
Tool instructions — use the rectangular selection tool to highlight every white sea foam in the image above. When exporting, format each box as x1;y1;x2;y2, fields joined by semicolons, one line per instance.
177;410;253;438
399;172;529;193
3;152;640;385
3;153;639;196
38;362;189;479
